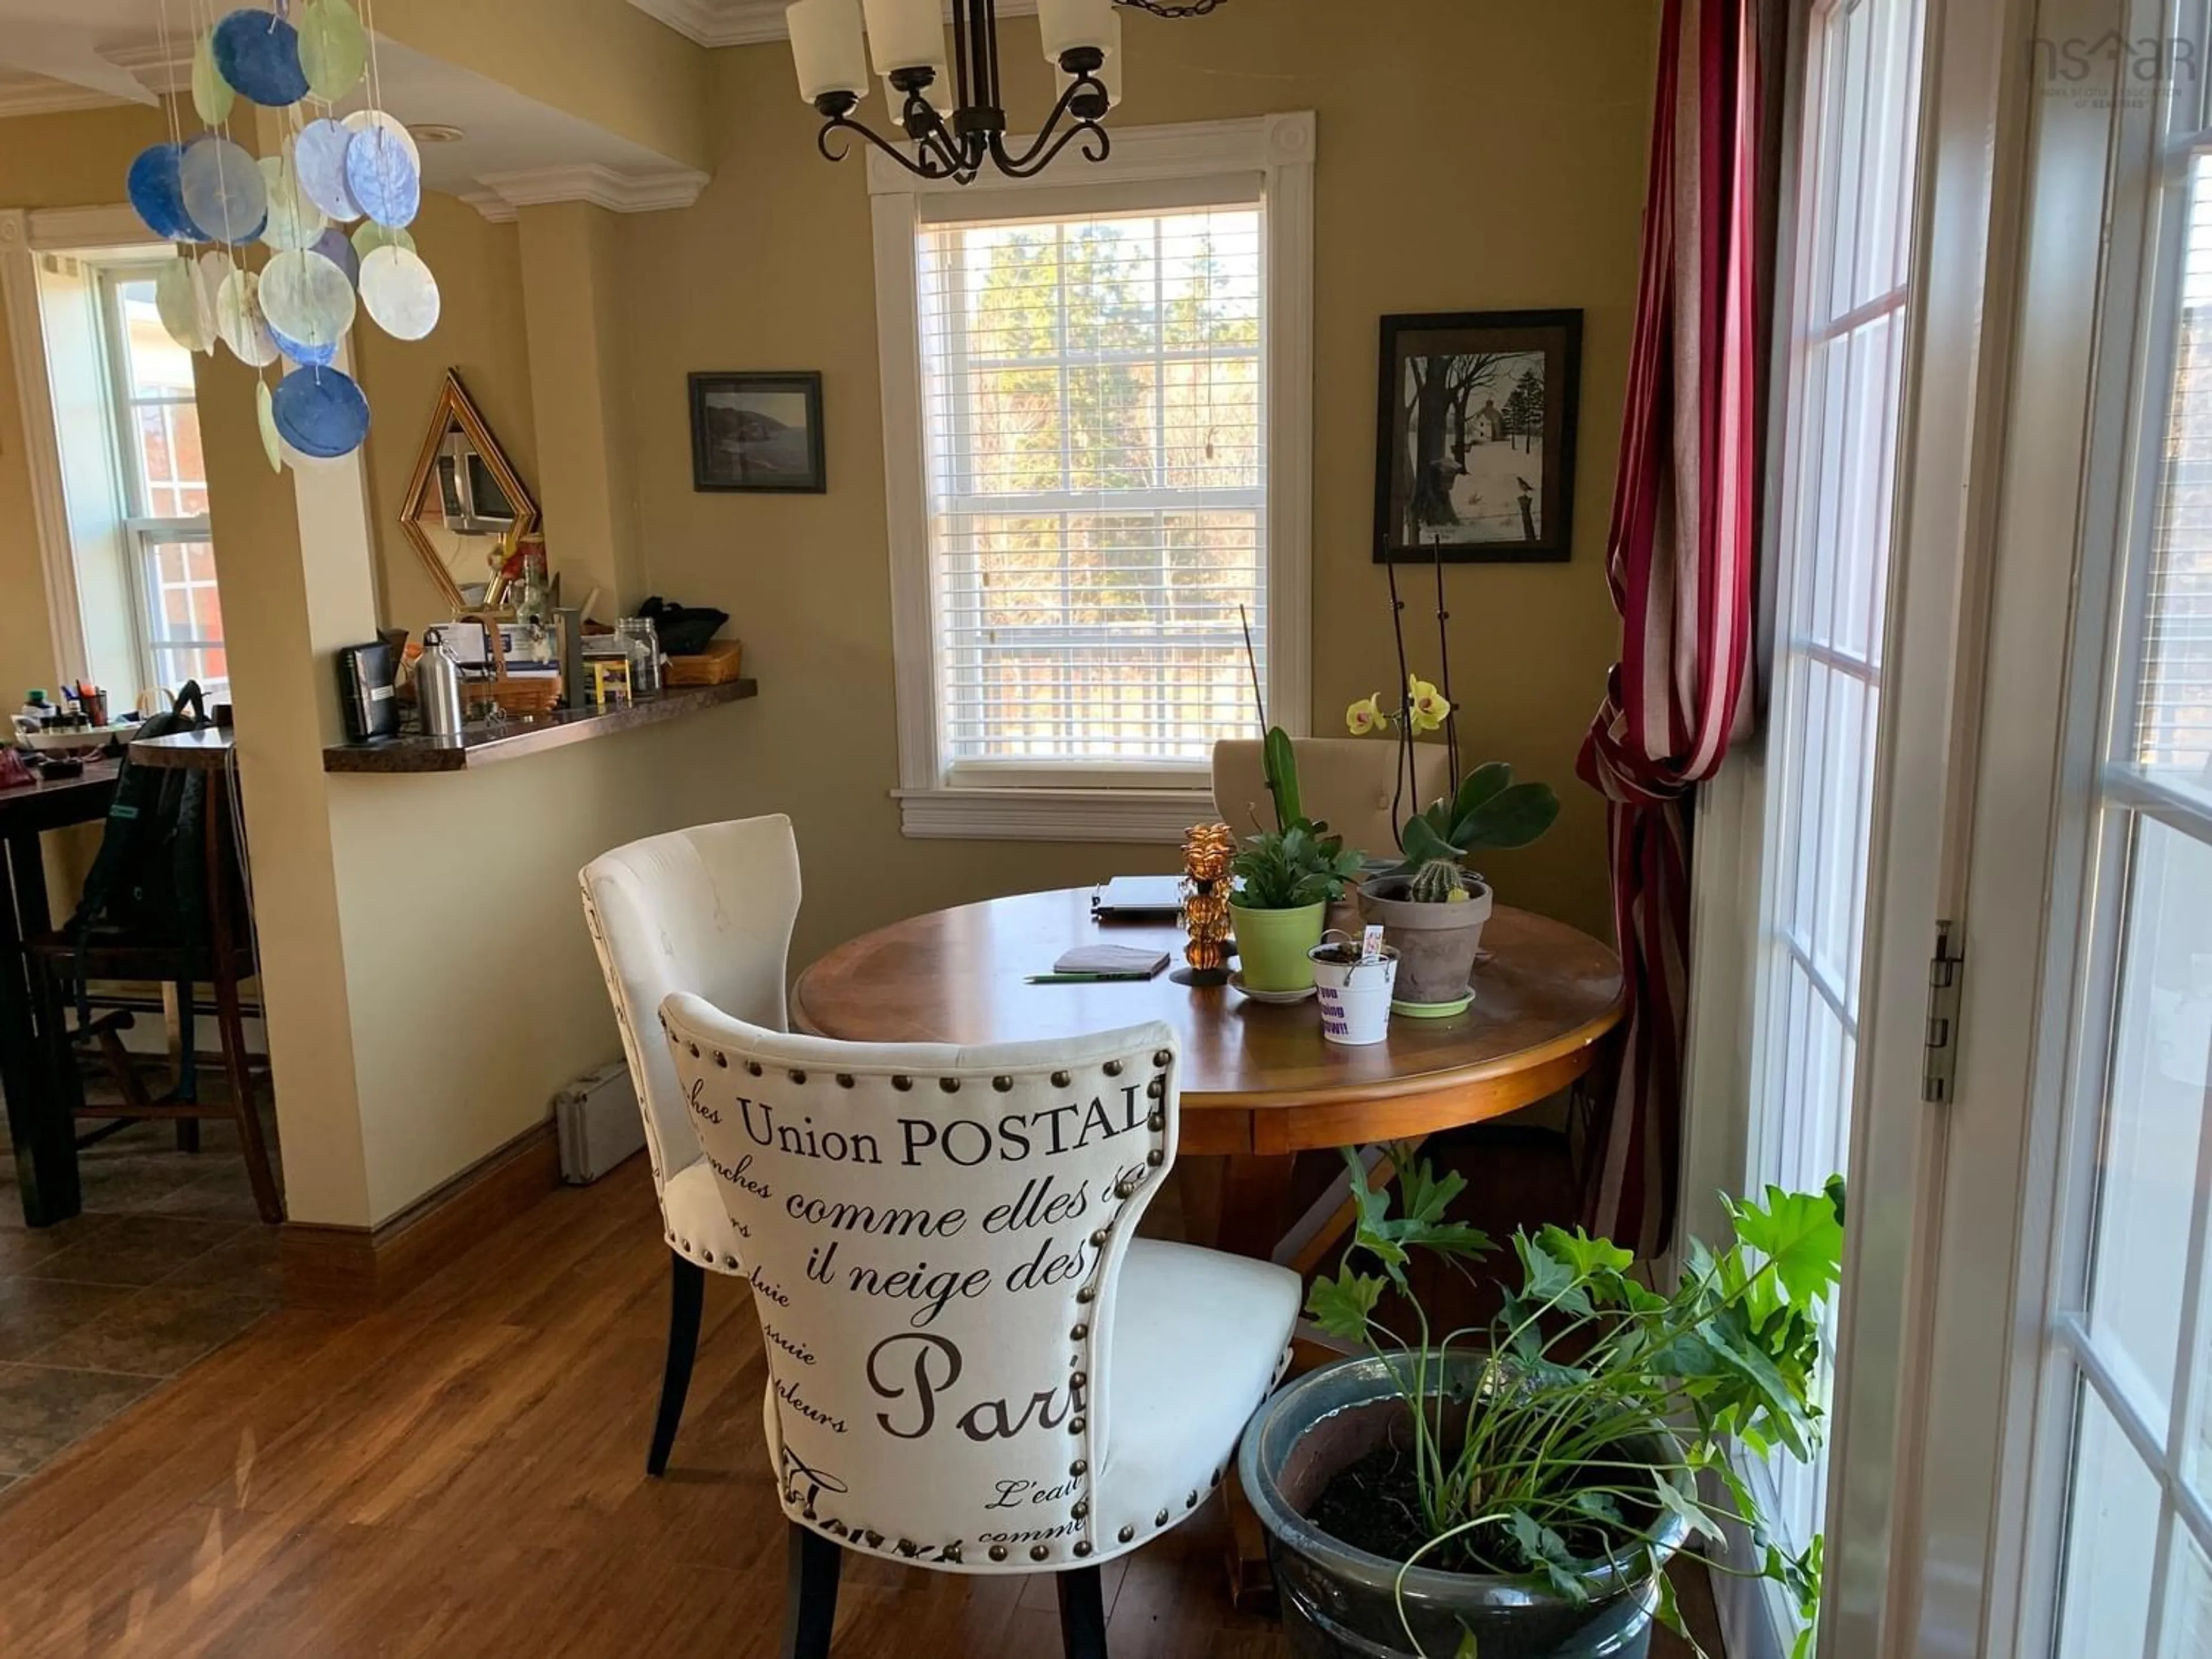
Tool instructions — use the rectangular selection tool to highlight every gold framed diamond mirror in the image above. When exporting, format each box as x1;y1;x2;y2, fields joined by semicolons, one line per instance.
399;370;539;611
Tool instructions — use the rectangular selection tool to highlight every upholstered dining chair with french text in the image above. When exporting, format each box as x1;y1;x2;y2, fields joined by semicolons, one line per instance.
659;995;1302;1659
579;814;802;1475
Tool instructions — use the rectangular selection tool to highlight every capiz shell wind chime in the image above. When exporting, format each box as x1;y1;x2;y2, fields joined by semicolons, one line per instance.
126;0;440;470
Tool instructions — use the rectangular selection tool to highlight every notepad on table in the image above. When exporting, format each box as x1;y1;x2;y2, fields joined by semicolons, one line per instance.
1090;876;1184;918
1052;945;1171;978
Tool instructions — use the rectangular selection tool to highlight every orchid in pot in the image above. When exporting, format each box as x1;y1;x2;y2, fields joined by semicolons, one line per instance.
1348;558;1562;1008
1239;1149;1842;1659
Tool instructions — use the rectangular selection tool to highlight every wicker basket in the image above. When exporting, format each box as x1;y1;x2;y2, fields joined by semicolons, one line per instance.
665;639;744;687
465;612;563;718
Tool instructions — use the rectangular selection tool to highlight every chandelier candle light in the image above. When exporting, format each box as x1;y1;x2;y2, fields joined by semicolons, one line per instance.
788;0;1224;185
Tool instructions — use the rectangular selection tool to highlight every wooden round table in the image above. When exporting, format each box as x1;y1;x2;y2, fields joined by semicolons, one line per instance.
791;887;1624;1162
792;887;1624;1600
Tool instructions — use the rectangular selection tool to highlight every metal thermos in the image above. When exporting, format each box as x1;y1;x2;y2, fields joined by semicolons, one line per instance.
418;633;466;736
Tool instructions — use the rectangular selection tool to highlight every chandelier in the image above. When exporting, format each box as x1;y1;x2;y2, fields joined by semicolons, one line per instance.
786;0;1227;185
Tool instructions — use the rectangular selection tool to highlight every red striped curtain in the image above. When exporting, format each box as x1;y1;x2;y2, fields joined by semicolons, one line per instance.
1577;0;1773;1257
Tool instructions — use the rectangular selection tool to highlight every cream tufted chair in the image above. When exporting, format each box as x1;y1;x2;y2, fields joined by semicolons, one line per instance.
660;995;1301;1659
579;815;802;1476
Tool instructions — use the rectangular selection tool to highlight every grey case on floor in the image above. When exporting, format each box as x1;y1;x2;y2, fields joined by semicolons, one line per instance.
554;1060;646;1184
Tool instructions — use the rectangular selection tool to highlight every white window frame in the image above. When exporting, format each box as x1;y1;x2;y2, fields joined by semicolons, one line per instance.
0;203;173;700
869;113;1316;842
91;259;226;700
1677;0;2021;1653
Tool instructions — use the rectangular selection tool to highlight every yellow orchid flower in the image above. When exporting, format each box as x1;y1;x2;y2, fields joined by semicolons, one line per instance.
1408;675;1452;733
1346;693;1387;736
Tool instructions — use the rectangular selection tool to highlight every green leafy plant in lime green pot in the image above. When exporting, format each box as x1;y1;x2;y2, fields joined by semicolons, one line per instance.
1230;727;1363;993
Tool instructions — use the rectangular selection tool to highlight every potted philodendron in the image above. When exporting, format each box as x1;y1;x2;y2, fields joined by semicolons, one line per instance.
1347;554;1562;1010
1242;1149;1842;1659
1230;726;1365;994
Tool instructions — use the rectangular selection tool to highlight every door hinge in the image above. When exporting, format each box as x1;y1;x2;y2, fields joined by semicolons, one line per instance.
1922;920;1965;1104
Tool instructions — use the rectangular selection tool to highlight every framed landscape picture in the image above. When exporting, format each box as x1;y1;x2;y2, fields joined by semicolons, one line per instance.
1373;310;1583;563
690;372;827;493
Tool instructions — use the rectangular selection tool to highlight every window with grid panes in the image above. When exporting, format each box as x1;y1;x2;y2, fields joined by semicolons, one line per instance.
97;265;228;700
915;201;1265;782
1743;0;1925;1579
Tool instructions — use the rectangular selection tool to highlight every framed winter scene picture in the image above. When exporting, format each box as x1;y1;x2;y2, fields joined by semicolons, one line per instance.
1373;310;1583;563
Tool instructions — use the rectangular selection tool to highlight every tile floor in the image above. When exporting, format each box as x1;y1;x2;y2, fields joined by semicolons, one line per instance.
0;1107;282;1491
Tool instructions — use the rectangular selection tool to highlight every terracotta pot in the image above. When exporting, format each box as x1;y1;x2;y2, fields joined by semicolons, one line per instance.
1357;877;1493;1006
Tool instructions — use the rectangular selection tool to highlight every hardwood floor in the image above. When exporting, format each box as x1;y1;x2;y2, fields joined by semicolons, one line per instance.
0;1155;1722;1657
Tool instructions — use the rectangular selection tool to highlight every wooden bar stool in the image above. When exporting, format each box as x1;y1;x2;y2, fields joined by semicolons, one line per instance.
26;760;281;1224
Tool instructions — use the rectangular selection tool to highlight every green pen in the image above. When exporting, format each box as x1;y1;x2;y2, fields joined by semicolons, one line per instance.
1024;971;1154;984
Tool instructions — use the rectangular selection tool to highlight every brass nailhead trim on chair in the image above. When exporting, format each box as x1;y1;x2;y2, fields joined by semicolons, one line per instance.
1068;1415;1086;1434
1071;1501;1089;1520
1146;1077;1164;1099
892;1075;912;1090
1147;1150;1164;1166
1051;1070;1071;1088
1089;1229;1108;1247
1149;1112;1165;1131
789;1070;807;1084
1069;1323;1089;1340
1119;1525;1135;1544
837;1074;855;1088
687;1043;700;1057
1070;1460;1088;1477
1073;1541;1092;1558
1186;1490;1199;1509
939;1077;960;1093
714;1052;728;1068
993;1076;1013;1092
747;1060;763;1076
1103;1059;1123;1076
1156;1508;1170;1526
1031;1544;1050;1561
989;1545;1007;1562
1153;1048;1172;1066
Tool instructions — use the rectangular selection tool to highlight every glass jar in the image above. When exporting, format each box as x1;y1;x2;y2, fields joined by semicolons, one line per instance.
618;617;662;695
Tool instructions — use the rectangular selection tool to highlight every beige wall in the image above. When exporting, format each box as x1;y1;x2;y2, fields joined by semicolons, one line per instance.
375;0;711;175
0;104;172;710
616;0;1655;961
354;191;540;641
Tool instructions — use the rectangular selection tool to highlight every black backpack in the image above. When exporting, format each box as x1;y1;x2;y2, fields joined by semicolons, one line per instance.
66;683;214;1091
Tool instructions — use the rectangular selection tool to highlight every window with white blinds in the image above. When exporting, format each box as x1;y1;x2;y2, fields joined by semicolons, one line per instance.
915;202;1266;778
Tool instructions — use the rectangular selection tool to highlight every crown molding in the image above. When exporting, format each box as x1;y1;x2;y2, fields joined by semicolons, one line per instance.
456;187;518;224
629;0;1037;49
100;40;192;96
464;162;711;221
0;40;189;118
0;78;129;117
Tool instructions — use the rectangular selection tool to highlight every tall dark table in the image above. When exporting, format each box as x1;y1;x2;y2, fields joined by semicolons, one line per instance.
0;758;118;1225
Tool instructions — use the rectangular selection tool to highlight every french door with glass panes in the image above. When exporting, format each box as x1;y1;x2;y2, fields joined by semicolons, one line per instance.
1900;0;2212;1653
